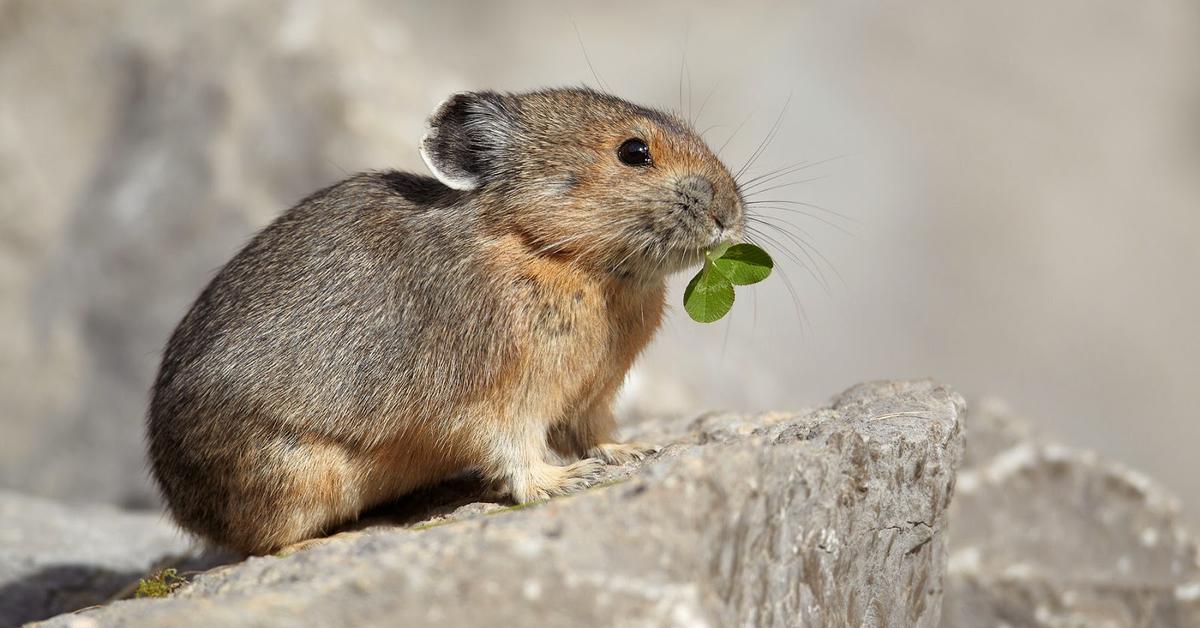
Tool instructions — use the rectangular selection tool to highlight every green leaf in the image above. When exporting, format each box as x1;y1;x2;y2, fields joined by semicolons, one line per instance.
682;242;774;324
705;240;733;262
712;243;773;286
683;265;735;323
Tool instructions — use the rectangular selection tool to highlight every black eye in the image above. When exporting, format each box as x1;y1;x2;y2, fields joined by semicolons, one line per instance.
617;138;652;166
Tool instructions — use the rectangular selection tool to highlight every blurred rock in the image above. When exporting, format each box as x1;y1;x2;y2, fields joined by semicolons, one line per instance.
32;380;964;627
0;489;190;626
4;0;1199;532
0;0;460;507
940;399;1200;627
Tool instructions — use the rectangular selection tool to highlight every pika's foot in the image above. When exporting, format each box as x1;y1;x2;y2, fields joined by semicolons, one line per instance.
510;458;605;504
273;528;365;557
587;442;660;466
274;536;334;557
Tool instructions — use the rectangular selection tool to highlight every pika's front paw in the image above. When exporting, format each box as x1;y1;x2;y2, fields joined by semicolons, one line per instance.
558;457;606;491
510;458;605;504
587;442;660;466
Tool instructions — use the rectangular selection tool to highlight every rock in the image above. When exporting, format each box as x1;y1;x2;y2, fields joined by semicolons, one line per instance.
0;490;191;626
32;379;964;627
940;399;1200;627
0;0;460;508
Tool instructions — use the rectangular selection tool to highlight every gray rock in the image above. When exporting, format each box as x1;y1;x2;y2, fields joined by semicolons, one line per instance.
940;399;1200;627
0;0;457;508
0;490;191;626
34;379;964;627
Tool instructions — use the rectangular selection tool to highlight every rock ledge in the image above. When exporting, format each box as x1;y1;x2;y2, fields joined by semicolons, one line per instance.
29;379;964;628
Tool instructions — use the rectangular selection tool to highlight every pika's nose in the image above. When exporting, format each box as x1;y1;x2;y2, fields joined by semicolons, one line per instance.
675;175;714;214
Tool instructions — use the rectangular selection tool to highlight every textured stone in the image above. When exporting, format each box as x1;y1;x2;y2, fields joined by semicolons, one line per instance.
0;490;191;626
940;399;1200;627
33;380;963;627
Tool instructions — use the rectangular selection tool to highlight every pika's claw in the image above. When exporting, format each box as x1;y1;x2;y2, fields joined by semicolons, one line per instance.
509;458;606;504
587;442;660;466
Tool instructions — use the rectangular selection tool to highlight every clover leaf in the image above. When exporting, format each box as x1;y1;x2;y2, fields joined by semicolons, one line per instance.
683;263;735;323
683;243;773;323
713;244;773;285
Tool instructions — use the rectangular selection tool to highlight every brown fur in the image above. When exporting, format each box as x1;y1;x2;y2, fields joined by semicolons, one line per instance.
147;88;745;555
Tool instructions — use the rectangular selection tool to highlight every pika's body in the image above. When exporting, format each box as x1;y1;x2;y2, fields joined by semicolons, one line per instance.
148;89;744;554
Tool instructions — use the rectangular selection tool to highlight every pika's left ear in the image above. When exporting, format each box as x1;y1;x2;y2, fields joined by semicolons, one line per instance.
419;91;516;191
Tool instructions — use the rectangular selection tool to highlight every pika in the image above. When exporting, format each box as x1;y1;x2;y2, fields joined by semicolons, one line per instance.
147;88;745;555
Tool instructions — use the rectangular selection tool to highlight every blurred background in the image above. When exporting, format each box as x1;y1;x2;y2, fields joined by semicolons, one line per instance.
1;1;1197;522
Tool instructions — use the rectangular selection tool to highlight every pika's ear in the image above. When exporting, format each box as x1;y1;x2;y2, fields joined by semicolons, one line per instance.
419;91;515;191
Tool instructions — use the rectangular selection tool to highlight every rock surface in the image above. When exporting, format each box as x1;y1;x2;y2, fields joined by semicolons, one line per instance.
14;381;1200;628
940;399;1200;627
0;490;190;626
28;380;964;627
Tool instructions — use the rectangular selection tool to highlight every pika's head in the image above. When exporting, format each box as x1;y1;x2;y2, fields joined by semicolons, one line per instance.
420;88;744;280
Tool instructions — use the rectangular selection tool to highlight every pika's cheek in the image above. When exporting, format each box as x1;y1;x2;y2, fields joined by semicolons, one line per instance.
538;173;581;199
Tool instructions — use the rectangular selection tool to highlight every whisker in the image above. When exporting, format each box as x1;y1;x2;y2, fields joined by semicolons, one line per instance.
693;79;721;127
735;93;792;181
685;57;693;123
737;159;811;188
747;216;844;290
742;174;828;197
677;40;686;118
738;154;849;190
720;295;734;359
683;23;693;122
745;223;829;293
717;113;753;158
744;198;857;223
571;21;611;93
772;262;812;337
747;202;854;236
699;123;728;142
745;222;831;294
743;231;810;332
751;280;760;338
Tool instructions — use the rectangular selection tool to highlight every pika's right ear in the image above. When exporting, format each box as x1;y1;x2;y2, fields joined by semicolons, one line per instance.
419;91;515;191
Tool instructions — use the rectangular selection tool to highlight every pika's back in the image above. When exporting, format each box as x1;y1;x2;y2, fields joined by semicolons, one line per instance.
150;171;514;446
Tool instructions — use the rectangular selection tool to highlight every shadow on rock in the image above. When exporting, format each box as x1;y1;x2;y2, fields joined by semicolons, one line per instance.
0;564;144;626
335;473;503;536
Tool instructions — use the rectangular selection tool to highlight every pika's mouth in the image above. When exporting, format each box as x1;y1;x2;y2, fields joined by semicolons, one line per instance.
625;209;745;278
676;226;742;267
708;220;744;249
707;201;745;246
710;229;738;248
